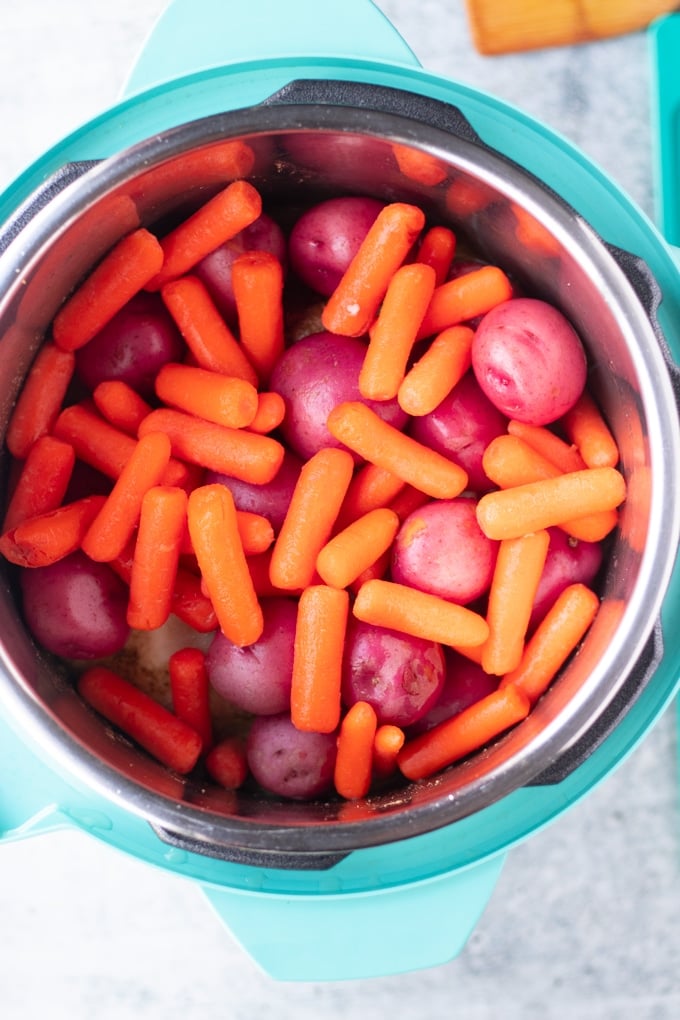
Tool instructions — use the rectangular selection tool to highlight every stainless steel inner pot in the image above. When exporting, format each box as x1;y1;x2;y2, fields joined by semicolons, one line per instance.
1;82;678;862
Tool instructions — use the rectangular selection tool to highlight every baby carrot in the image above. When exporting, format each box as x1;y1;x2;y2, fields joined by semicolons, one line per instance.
335;462;405;531
353;579;489;648
78;665;203;774
397;684;530;781
160;275;258;386
416;264;513;340
187;484;263;647
0;494;106;567
316;507;400;590
476;467;627;541
235;510;275;555
6;343;75;459
327;401;468;500
2;435;75;532
500;583;600;704
81;432;172;562
146;179;263;290
231;250;285;384
138;407;284;484
205;737;249;789
170;567;218;633
246;548;303;599
93;380;153;435
154;362;259;429
291;584;349;733
168;646;213;752
373;723;406;778
397;324;474;417
334;700;378;799
52;229;164;351
127;485;188;630
269;447;355;592
481;530;550;676
359;262;437;400
321;202;426;337
247;391;286;435
506;419;586;474
561;389;620;469
415;225;457;284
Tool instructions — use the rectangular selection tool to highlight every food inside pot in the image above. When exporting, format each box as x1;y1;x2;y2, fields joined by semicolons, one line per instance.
0;146;626;803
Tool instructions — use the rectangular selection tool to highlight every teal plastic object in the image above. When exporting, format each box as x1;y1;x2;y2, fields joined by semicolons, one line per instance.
1;0;680;982
650;14;680;251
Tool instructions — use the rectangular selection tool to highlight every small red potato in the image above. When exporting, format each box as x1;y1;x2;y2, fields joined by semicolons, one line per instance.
246;712;337;800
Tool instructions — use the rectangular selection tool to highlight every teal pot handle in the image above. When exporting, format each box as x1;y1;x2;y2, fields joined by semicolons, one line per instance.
200;851;506;981
122;0;421;98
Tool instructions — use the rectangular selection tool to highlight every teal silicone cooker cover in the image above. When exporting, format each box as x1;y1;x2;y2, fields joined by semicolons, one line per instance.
0;0;679;982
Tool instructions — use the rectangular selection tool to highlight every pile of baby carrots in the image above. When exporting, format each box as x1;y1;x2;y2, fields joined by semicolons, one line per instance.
0;174;626;800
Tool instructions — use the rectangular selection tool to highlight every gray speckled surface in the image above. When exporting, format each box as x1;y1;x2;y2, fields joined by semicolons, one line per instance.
1;1;679;1016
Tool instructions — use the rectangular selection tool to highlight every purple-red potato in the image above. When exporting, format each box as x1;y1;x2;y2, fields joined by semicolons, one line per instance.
74;292;185;399
205;597;297;715
391;497;498;605
205;448;302;533
19;551;130;660
409;370;508;493
269;331;409;462
288;195;385;296
341;618;445;728
530;527;604;631
246;712;337;800
409;650;499;734
192;212;287;323
471;297;587;426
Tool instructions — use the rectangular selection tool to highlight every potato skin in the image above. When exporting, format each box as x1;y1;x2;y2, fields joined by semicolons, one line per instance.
246;712;337;800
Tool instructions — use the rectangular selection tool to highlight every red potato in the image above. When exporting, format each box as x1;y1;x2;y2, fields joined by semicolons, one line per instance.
391;497;498;605
246;712;337;800
409;369;509;493
269;330;408;462
19;551;130;660
471;297;587;426
529;526;604;631
287;195;386;296
205;597;297;716
192;212;287;324
341;618;446;728
74;292;185;399
205;448;303;533
408;650;499;734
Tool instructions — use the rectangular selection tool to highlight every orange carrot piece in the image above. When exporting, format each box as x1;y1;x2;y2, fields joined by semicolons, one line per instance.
481;530;550;676
2;436;75;532
93;380;153;435
558;510;619;544
416;264;513;340
169;646;213;752
500;583;600;704
373;723;406;778
246;548;303;599
359;263;437;400
391;144;448;186
78;665;202;774
154;361;259;429
0;494;106;567
291;584;349;733
6;343;75;459
561;389;620;468
348;548;392;596
335;462;405;531
170;567;218;633
388;483;430;521
397;684;530;781
476;467;626;541
316;507;400;590
127;485;188;630
321;202;426;337
327;401;468;499
205;737;249;789
235;510;275;555
507;419;586;474
146;179;263;290
187;484;263;647
247;391;286;435
81;432;172;562
269;447;355;591
161;275;258;386
138;407;284;484
52;229;164;351
415;225;457;285
334;700;378;799
353;578;489;648
397;324;474;417
231;250;285;384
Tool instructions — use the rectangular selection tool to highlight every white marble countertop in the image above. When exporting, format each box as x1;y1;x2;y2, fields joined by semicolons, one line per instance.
1;1;679;1017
